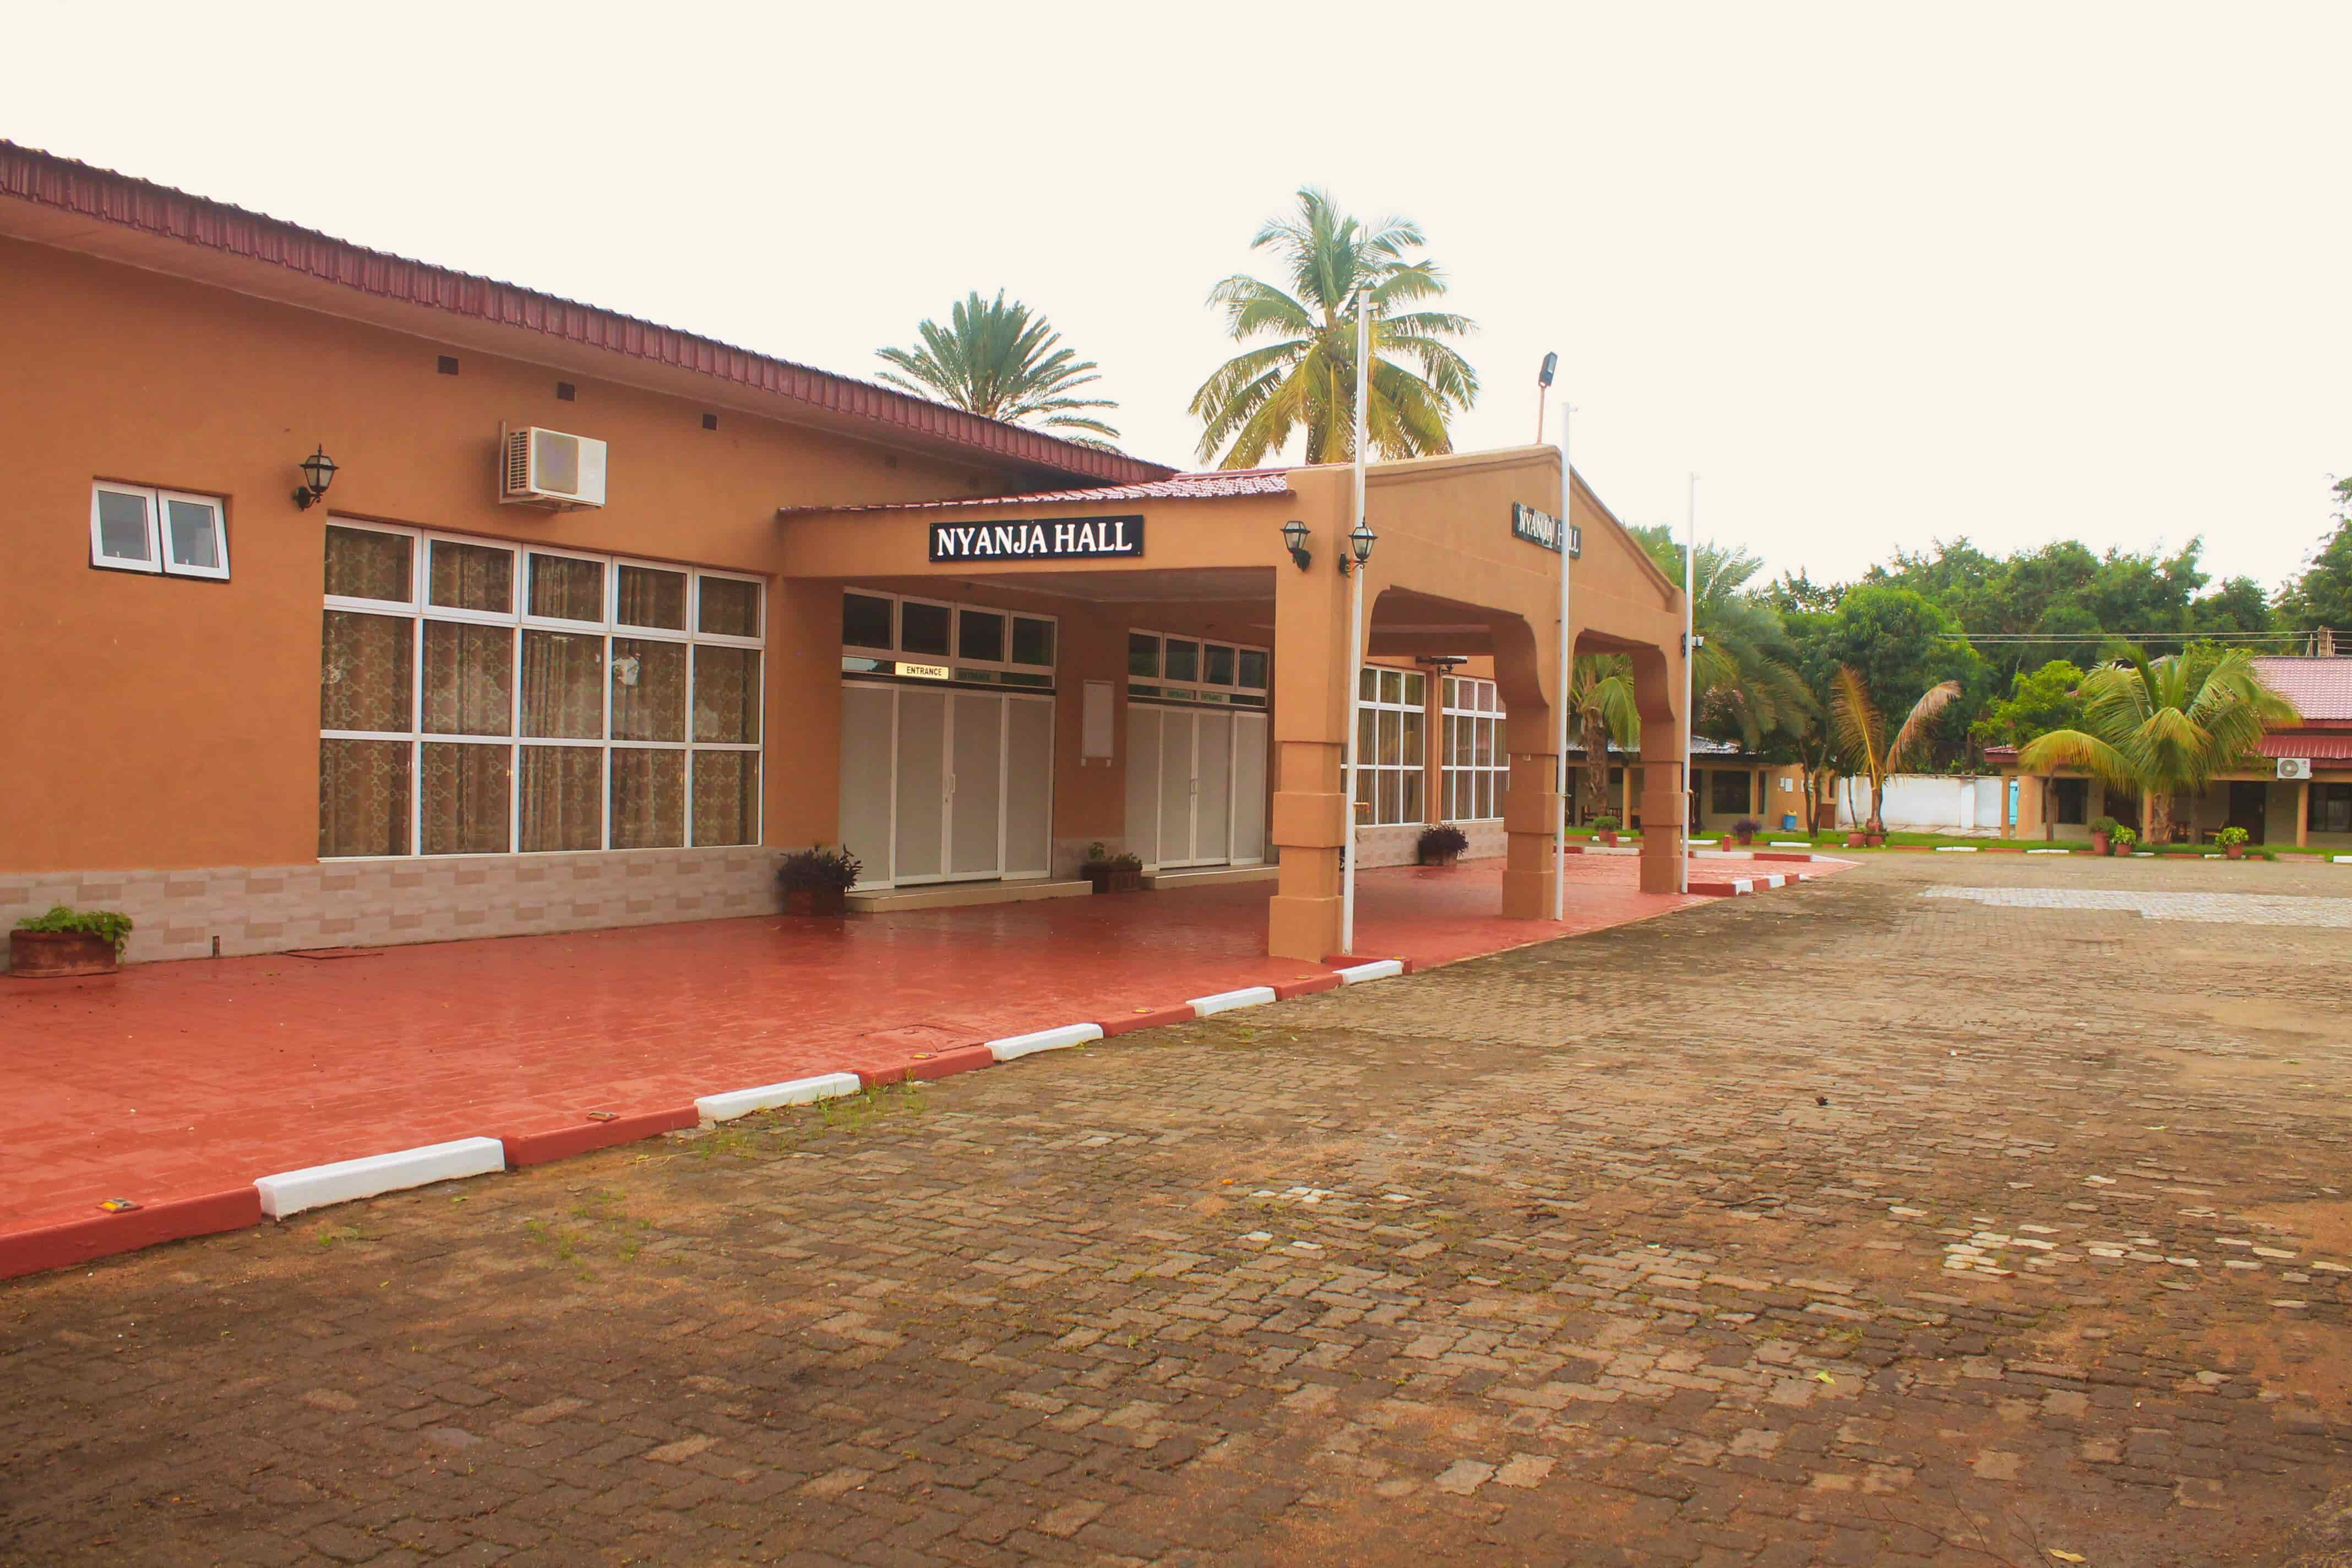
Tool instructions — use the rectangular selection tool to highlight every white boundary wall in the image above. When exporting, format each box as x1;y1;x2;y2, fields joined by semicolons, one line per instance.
1834;774;2006;836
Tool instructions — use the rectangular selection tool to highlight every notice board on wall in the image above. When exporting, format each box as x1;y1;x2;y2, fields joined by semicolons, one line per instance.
1082;680;1115;759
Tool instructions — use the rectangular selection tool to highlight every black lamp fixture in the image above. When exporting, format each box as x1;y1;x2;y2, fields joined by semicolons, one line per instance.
1338;518;1378;575
292;444;338;510
1280;519;1313;571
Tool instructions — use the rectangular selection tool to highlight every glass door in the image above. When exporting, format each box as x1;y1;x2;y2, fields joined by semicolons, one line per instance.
947;692;1005;880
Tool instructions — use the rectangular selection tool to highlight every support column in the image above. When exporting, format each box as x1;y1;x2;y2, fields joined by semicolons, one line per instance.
1267;540;1354;961
1627;644;1687;893
1493;619;1561;919
1422;671;1445;825
2298;779;2311;848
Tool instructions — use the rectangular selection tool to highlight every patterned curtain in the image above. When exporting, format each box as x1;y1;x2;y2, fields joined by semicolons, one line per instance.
519;746;601;852
692;751;758;846
617;566;687;630
611;749;685;848
529;556;605;620
429;542;513;613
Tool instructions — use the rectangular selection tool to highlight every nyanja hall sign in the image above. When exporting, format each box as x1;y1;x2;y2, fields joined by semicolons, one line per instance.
929;514;1145;563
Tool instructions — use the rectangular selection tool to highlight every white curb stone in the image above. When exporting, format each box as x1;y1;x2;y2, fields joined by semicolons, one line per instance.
1935;845;1979;852
1768;840;1810;848
1188;986;1278;1016
2026;848;2071;854
987;1023;1104;1062
254;1137;507;1221
1335;959;1406;984
2333;856;2352;864
695;1071;862;1125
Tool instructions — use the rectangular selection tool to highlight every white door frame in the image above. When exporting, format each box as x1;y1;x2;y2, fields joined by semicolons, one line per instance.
842;680;1054;889
1137;702;1243;870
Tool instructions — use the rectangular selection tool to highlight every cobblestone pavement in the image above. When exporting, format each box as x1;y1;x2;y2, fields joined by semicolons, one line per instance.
6;855;2351;1567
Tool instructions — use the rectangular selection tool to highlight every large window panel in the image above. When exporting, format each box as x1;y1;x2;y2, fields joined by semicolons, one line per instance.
617;565;688;631
518;745;603;852
528;553;605;622
521;631;606;739
1357;664;1429;826
324;525;413;603
694;646;761;744
421;743;511;855
322;611;413;733
698;576;761;639
610;749;686;850
422;622;514;736
319;739;411;857
428;540;514;614
693;750;761;845
611;638;687;742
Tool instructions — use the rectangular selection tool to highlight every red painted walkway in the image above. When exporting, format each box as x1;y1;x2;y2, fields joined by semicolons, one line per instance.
0;858;1822;1248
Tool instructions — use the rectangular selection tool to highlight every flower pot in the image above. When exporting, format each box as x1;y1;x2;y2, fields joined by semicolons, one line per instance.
1864;832;1886;848
2224;843;2245;860
1597;831;1618;848
1843;834;1866;848
1419;850;1460;868
1083;866;1144;894
8;929;119;978
781;886;848;917
1734;835;1755;847
2089;832;2110;856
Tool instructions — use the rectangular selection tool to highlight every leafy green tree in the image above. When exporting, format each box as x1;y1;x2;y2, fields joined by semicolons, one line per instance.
1190;188;1478;468
1797;585;1985;769
1970;660;2086;752
876;291;1120;447
2016;648;2300;842
1624;526;1812;749
2277;479;2352;634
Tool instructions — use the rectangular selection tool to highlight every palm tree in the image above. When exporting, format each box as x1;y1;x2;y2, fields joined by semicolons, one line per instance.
2016;649;2299;842
876;291;1120;447
1829;667;1963;834
1190;188;1477;469
1570;655;1641;820
1631;528;1813;749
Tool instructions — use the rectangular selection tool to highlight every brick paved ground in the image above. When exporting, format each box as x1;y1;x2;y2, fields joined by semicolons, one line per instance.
4;853;2350;1566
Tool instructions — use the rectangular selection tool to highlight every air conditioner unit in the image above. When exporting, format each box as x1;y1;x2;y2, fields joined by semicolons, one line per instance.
2277;757;2312;781
500;427;607;509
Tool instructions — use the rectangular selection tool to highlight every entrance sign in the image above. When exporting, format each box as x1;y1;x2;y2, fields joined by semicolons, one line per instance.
929;514;1144;563
1511;502;1581;558
897;662;950;680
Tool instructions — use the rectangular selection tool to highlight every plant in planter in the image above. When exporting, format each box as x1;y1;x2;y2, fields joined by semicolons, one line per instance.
1590;813;1621;847
2215;824;2251;860
9;906;133;978
1732;817;1761;847
2088;815;2120;857
1079;841;1145;894
777;844;861;916
2110;825;2139;856
1417;823;1471;868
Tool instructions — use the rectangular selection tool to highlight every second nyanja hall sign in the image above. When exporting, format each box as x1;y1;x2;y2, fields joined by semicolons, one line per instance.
928;514;1145;563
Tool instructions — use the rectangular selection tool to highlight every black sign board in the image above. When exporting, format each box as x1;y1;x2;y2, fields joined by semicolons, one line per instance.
1511;502;1581;558
929;514;1145;564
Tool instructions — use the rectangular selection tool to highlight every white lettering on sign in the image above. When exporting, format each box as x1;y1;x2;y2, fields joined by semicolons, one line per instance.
1511;502;1582;558
929;514;1144;563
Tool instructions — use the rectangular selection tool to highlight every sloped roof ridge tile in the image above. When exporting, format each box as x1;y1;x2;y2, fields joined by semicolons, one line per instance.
2252;655;2352;721
788;467;1295;515
0;139;1170;487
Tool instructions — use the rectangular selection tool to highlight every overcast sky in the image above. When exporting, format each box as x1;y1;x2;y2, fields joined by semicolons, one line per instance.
13;2;2348;596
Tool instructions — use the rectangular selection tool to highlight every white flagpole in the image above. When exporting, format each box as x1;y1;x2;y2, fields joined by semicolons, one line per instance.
1553;403;1572;921
1680;472;1698;894
1341;298;1371;955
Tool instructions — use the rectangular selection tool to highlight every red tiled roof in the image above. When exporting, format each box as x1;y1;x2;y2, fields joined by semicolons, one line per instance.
0;140;1171;488
783;468;1294;516
2253;656;2352;721
2257;731;2352;760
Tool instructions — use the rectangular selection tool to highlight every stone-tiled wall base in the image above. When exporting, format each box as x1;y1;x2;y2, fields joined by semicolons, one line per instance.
1355;820;1507;869
1;848;783;970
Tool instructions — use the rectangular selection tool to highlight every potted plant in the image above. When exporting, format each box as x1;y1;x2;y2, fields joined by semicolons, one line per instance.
2215;825;2250;861
1079;842;1145;894
777;843;860;916
1418;823;1471;868
1732;817;1760;847
2088;815;2119;857
9;907;133;977
1591;813;1621;848
2110;825;2138;857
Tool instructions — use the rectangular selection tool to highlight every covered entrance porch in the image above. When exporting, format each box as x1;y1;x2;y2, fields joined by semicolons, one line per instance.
778;447;1691;960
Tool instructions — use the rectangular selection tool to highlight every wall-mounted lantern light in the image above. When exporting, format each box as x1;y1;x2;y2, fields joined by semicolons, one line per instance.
292;445;339;510
1338;519;1378;575
1281;519;1312;571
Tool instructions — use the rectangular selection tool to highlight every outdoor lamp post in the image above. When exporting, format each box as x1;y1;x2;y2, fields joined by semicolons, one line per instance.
293;445;338;510
1340;519;1376;574
1281;519;1313;571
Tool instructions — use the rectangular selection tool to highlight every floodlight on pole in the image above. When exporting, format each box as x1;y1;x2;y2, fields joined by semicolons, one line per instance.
1341;296;1371;957
1534;351;1558;444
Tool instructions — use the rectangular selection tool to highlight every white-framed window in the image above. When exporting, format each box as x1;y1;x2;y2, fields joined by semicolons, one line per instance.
1127;629;1268;708
318;520;764;859
1354;666;1425;826
1442;676;1509;822
91;482;230;579
841;587;1056;689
